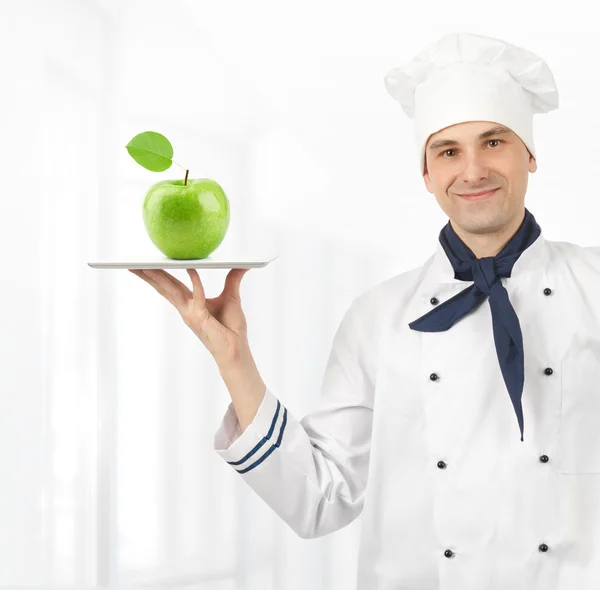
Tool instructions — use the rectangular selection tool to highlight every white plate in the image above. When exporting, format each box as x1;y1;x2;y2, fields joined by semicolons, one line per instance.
88;254;279;270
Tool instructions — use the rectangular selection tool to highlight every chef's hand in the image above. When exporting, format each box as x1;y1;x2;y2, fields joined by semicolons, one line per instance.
128;268;252;367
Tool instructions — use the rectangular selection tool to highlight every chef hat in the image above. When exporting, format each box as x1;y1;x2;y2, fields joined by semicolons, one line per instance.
384;32;559;175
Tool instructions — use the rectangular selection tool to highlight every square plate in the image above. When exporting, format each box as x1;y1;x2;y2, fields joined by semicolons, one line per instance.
88;254;279;270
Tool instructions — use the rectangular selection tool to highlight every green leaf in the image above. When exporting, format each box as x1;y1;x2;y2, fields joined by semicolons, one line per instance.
125;131;174;172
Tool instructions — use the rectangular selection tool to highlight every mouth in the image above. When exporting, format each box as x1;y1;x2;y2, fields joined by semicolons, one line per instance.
457;187;500;201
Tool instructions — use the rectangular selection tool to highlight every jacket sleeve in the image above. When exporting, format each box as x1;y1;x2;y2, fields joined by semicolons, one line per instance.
213;300;375;539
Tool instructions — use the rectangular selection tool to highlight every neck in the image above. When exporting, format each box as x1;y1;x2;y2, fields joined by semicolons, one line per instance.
449;208;526;259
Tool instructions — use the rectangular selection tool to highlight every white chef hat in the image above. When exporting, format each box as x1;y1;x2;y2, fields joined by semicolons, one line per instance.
384;32;560;176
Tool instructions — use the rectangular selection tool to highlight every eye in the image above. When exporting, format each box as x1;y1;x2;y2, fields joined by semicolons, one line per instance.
440;139;504;158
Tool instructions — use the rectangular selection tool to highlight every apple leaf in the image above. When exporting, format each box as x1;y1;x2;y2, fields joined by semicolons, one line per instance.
125;131;174;172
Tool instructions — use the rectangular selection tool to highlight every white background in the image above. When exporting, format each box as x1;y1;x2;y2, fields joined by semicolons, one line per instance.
1;0;598;588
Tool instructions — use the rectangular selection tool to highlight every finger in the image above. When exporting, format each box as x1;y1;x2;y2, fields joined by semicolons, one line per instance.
160;269;193;299
142;270;188;308
129;269;192;315
137;270;159;290
223;268;249;301
128;268;157;285
187;267;210;303
128;269;182;309
130;269;193;299
129;269;153;282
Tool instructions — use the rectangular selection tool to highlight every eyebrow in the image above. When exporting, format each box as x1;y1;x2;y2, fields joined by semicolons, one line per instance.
427;126;512;152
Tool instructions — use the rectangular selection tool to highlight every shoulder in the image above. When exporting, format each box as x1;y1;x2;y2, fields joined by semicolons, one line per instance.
347;255;433;348
546;238;600;271
353;255;432;313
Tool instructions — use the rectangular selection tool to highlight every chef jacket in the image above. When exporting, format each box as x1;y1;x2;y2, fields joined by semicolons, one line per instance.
213;231;600;589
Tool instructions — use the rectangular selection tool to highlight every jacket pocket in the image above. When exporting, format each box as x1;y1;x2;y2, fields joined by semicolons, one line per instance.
560;354;600;474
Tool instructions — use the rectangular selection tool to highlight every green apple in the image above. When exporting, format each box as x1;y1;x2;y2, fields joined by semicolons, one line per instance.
142;178;230;259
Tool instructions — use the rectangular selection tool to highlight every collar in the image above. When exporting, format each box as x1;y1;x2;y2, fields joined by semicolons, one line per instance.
421;230;548;290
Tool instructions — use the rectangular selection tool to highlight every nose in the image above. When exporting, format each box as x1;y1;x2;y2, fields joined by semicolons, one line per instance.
456;152;492;190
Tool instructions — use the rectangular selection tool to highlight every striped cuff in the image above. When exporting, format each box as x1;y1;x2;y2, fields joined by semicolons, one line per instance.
213;386;288;473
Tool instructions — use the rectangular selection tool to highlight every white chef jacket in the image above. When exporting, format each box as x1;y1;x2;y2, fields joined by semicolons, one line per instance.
213;231;600;589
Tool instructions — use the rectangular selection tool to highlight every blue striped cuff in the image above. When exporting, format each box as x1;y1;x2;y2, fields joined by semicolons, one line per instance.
214;387;288;472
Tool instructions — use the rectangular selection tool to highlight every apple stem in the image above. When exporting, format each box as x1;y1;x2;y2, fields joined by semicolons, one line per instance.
184;169;189;186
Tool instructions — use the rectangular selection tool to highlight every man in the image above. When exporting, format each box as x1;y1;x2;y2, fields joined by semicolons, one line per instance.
132;32;600;589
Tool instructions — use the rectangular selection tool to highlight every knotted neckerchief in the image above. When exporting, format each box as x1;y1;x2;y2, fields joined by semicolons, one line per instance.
408;208;542;442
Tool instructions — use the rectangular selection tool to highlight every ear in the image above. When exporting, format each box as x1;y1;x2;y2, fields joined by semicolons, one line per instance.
423;160;433;193
529;153;537;173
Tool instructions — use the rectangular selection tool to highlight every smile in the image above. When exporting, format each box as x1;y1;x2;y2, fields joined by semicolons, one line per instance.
457;188;500;201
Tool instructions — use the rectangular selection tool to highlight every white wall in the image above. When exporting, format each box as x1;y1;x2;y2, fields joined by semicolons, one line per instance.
2;0;600;587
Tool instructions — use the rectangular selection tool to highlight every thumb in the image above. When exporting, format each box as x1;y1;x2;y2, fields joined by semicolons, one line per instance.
225;267;250;300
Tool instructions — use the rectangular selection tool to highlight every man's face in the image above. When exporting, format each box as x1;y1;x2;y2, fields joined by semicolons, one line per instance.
423;121;537;235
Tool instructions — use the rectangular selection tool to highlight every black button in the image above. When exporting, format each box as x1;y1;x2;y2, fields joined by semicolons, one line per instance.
437;461;447;469
544;367;553;376
430;297;439;305
540;455;549;463
543;288;552;296
430;373;439;381
444;549;454;558
538;543;549;552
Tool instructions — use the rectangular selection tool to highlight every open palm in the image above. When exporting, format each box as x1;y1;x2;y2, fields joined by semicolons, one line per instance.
128;267;251;365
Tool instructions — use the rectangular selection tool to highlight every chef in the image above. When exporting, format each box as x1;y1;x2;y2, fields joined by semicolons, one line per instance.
213;31;600;589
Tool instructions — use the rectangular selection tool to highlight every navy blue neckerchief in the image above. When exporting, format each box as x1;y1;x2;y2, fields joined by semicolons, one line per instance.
408;208;542;442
